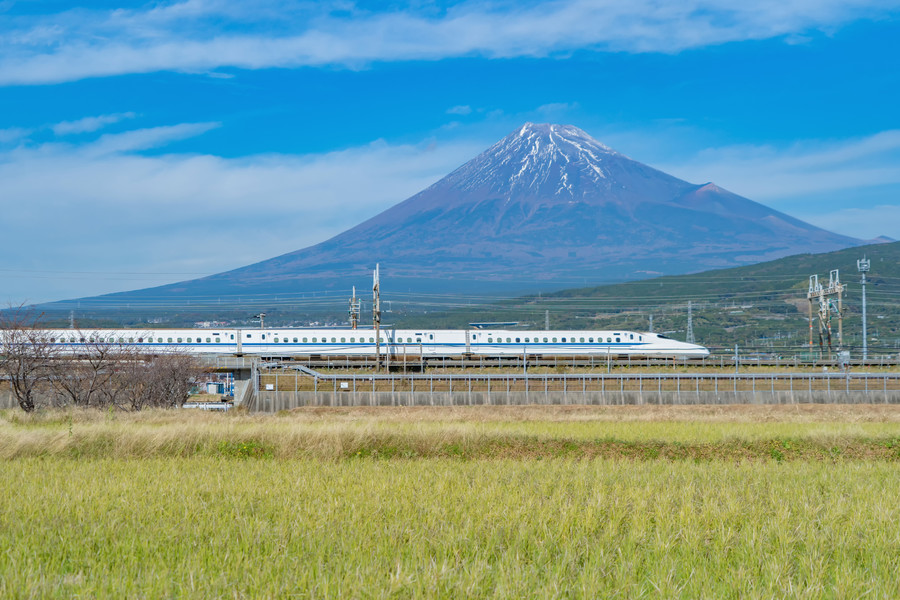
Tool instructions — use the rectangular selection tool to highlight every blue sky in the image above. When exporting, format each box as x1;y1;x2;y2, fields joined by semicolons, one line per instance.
2;0;899;304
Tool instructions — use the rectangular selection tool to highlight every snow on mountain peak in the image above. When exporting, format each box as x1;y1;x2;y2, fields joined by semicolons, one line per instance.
444;123;623;199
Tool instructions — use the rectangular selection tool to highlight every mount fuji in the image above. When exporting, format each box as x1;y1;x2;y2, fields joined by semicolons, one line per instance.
56;123;863;307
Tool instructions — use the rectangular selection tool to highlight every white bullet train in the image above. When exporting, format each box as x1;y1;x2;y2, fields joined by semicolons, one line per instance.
41;328;710;358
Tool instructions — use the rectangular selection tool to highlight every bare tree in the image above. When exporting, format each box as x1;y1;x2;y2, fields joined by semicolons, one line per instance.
0;307;58;412
148;352;202;408
103;349;203;411
51;332;119;408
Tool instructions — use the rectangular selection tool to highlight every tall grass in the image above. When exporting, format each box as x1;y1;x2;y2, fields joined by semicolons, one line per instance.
0;458;898;598
1;406;899;460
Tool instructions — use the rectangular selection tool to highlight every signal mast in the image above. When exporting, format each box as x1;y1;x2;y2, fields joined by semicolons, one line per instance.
373;264;382;372
348;286;360;330
858;257;870;361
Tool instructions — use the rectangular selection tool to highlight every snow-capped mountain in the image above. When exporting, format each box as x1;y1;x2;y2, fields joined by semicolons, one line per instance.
59;123;863;305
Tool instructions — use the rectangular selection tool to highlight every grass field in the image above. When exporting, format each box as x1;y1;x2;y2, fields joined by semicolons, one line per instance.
1;405;899;598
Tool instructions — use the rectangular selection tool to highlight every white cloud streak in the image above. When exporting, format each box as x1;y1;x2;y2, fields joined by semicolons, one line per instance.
653;130;900;240
0;0;897;85
51;112;137;136
0;124;481;303
658;130;900;200
3;117;900;303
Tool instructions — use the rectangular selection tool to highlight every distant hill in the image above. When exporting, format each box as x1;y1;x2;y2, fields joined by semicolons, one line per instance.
43;123;865;314
397;241;900;353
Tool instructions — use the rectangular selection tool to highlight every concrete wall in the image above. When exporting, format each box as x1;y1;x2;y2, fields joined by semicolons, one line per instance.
0;387;15;410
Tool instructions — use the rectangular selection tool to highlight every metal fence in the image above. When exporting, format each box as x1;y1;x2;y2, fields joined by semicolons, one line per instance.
251;371;900;411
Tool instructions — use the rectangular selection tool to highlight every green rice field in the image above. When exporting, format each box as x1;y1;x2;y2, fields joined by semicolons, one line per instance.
1;405;899;598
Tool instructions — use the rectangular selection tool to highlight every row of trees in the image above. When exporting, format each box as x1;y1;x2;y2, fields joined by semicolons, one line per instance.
0;309;203;412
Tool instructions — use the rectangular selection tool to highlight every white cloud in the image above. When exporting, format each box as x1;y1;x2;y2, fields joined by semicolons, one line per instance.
0;126;31;143
656;130;900;201
805;205;900;240
0;124;482;304
645;129;900;241
447;105;472;115
81;122;221;156
0;0;897;85
51;112;136;136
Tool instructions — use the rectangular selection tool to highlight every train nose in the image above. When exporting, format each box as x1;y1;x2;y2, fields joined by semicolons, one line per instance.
680;341;710;358
692;344;710;358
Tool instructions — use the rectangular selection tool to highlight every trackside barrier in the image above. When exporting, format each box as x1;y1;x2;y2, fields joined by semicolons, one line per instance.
252;372;900;412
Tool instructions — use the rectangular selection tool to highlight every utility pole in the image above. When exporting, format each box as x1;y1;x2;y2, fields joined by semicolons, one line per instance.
348;286;360;330
545;310;550;331
255;312;266;329
648;314;653;333
686;301;695;343
373;264;381;372
858;257;870;361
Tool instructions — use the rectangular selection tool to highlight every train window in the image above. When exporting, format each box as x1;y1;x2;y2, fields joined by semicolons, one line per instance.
206;338;211;343
138;338;143;343
416;338;421;343
552;337;557;343
177;338;183;343
274;338;279;343
639;336;642;341
515;338;520;343
488;338;493;343
561;337;566;343
331;337;336;343
370;337;374;343
429;334;434;340
543;337;548;343
167;338;173;343
505;337;511;343
216;338;220;343
312;337;317;342
303;337;308;343
187;338;192;343
341;337;346;343
246;334;251;338
589;338;593;343
607;337;611;343
525;338;529;343
128;338;133;343
630;334;634;340
230;334;234;340
580;337;584;343
50;338;56;343
293;338;298;343
616;337;620;343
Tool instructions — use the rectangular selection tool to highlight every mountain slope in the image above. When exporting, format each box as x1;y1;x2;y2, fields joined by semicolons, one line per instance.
397;240;900;352
50;123;864;309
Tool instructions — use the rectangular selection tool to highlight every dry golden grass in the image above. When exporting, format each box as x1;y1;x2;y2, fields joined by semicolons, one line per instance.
1;404;899;461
